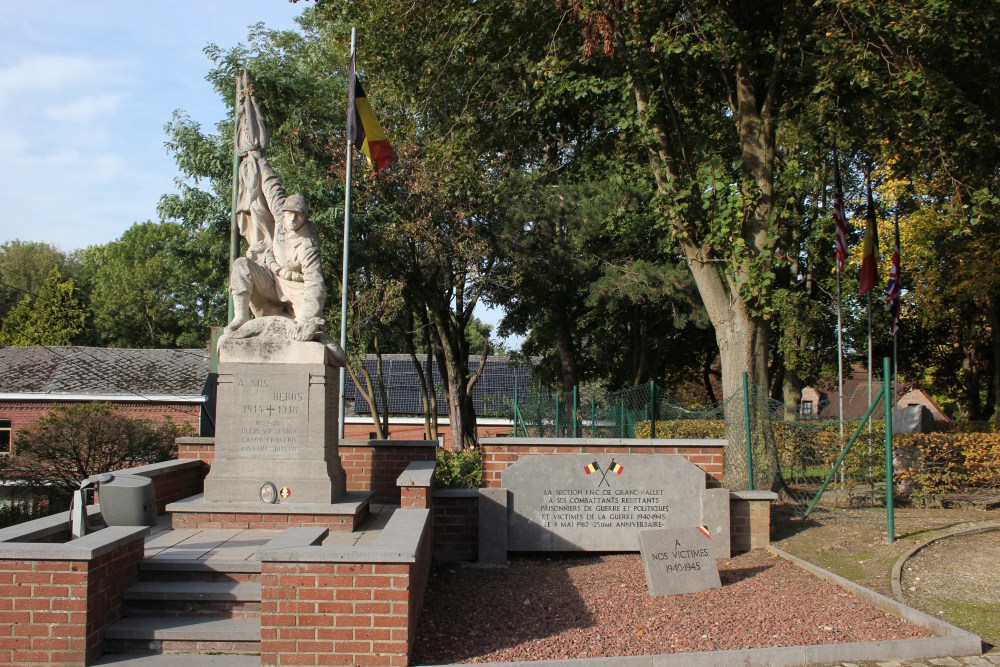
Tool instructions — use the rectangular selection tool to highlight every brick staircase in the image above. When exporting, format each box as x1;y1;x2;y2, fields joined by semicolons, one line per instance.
102;557;262;660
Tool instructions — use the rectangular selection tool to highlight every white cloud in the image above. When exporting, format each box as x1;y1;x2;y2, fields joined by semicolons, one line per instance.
0;54;126;97
43;93;126;123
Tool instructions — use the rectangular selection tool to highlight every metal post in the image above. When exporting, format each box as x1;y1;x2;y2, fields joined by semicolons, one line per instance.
591;398;596;438
572;386;578;438
743;371;754;491
620;402;625;438
649;380;657;439
554;393;560;437
338;28;357;440
228;74;242;324
884;357;895;543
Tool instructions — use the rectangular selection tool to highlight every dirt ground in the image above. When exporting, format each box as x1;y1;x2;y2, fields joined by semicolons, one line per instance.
771;502;1000;652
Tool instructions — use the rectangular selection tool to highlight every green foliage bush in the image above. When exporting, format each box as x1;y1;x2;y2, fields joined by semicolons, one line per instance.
433;447;483;489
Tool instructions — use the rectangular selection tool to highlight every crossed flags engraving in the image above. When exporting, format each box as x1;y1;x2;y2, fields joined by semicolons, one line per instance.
583;458;624;487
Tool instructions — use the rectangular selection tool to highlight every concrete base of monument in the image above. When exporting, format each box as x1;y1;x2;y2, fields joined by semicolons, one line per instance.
165;491;373;532
203;337;348;505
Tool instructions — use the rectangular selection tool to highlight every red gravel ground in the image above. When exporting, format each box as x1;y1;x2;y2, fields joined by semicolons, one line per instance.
411;550;932;665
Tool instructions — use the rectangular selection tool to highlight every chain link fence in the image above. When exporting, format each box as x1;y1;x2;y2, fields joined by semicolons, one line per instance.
511;379;894;511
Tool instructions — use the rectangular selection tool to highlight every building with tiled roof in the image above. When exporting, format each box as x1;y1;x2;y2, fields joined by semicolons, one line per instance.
798;364;950;424
0;346;212;455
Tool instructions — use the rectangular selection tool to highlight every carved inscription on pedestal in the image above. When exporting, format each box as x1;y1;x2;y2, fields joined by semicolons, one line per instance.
232;374;308;458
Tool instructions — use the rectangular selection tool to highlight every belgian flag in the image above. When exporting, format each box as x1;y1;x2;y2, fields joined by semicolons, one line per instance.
584;461;598;475
347;54;394;174
609;461;624;475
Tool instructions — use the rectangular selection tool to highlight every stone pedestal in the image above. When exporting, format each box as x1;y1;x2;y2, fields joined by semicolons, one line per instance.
203;338;346;504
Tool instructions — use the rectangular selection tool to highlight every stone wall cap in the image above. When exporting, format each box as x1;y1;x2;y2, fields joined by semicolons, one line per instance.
124;459;204;478
396;461;436;487
0;524;148;561
730;490;779;501
341;439;437;448
259;509;429;563
432;488;479;498
481;437;727;448
176;437;216;445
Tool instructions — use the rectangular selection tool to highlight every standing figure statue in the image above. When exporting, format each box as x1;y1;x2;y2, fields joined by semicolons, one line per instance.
220;73;343;362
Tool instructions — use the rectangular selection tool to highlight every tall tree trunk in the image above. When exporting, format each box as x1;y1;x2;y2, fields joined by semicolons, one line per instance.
430;307;477;450
783;367;803;423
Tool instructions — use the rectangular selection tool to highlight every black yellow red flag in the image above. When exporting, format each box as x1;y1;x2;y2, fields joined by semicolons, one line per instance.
347;54;394;174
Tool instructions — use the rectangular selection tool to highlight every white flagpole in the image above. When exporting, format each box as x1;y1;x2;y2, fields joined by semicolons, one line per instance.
338;27;357;440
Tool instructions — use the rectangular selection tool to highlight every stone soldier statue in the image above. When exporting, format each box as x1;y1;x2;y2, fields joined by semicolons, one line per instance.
219;74;343;362
225;151;327;338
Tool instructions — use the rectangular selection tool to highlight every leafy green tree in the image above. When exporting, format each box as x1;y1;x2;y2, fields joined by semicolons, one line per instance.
0;240;78;324
0;267;88;346
0;403;185;500
81;221;225;348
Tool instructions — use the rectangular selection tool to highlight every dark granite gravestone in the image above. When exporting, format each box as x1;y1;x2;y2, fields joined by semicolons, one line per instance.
503;454;723;552
639;526;722;596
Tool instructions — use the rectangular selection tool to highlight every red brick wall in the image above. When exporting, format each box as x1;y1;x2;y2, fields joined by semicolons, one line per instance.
178;439;439;505
431;492;478;562
339;442;437;505
0;400;201;456
0;538;143;666
480;440;725;489
260;561;416;667
730;498;772;552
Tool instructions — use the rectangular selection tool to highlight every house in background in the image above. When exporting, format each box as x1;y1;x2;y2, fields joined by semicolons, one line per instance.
799;365;950;425
0;346;212;456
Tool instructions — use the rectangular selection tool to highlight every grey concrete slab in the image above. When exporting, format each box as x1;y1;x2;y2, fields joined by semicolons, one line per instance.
92;653;259;666
105;616;259;641
124;581;260;602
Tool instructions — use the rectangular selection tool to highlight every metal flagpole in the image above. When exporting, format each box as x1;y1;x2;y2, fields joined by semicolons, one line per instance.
892;208;900;409
338;28;357;440
837;265;845;483
228;73;243;324
836;264;844;437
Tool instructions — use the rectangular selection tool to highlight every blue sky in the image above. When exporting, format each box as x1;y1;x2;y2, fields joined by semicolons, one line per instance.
0;0;308;252
0;0;515;344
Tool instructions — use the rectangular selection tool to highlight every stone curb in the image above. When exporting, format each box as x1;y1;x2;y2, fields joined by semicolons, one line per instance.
891;523;1000;601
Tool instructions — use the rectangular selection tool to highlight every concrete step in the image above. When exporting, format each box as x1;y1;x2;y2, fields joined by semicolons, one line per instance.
139;558;260;583
123;581;261;618
103;616;260;655
92;652;260;666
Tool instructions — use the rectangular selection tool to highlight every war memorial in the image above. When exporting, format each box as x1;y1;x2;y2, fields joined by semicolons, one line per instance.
0;79;983;667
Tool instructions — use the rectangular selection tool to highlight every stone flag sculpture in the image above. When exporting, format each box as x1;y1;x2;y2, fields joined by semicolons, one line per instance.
220;72;344;362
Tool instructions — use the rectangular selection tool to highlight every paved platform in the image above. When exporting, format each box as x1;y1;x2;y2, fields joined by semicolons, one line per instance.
142;503;395;561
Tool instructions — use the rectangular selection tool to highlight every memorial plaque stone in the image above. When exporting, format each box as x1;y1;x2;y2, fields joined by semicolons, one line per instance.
639;526;721;596
504;454;710;551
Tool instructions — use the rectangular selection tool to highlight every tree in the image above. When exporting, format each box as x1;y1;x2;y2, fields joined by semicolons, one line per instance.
0;240;78;324
0;266;88;346
81;221;225;348
0;403;185;499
